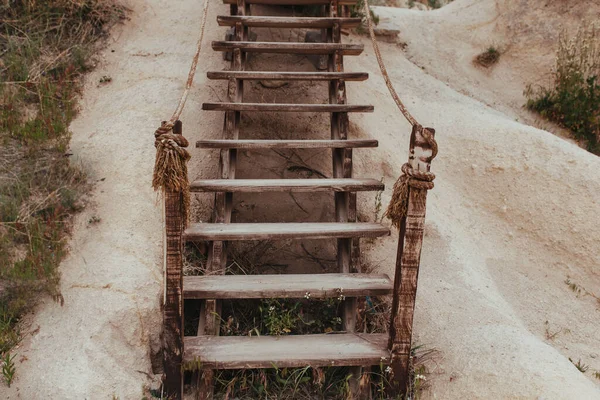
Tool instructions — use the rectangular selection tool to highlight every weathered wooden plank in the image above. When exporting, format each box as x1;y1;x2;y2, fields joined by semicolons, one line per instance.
184;222;390;241
202;103;373;112
196;139;378;149
388;125;436;396
190;178;384;193
212;41;364;55
162;120;184;400
223;0;359;5
183;273;393;299
217;15;362;28
207;71;368;81
184;333;390;369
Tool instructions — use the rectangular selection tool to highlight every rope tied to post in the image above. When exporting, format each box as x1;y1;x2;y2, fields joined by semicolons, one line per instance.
151;0;210;224
385;126;437;228
362;0;439;228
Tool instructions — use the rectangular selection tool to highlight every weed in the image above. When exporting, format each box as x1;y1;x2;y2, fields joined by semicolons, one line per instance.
88;215;101;224
544;320;570;341
525;23;600;154
1;351;16;387
408;0;415;8
569;358;589;373
474;46;501;67
428;0;441;9
350;0;379;34
564;278;600;303
594;371;600;380
99;75;113;84
373;177;384;222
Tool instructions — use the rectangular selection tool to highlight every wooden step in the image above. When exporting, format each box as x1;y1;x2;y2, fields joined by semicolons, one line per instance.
207;71;368;81
223;0;359;6
183;273;393;299
190;178;384;192
184;222;390;241
202;103;374;113
212;41;364;56
196;139;378;149
217;16;362;29
184;333;389;369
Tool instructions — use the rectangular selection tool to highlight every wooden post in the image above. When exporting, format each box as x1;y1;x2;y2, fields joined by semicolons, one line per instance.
388;125;435;395
163;120;185;399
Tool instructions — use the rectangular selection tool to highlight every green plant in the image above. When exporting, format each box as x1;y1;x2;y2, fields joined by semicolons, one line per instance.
2;351;16;387
594;371;600;380
474;46;501;67
350;0;379;34
525;24;600;154
428;0;441;9
569;358;589;373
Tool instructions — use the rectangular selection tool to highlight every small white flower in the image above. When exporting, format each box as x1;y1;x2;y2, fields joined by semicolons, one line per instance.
380;356;387;361
304;292;311;299
385;366;392;374
414;374;427;381
269;306;275;311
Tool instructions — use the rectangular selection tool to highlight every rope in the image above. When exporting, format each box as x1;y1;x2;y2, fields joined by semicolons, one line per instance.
361;0;439;226
152;0;210;223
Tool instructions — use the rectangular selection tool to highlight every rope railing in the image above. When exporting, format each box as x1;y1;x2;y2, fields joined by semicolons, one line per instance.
362;0;438;227
152;0;210;223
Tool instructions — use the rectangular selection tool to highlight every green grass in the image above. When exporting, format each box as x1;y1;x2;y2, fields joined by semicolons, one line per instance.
525;24;600;154
0;0;127;381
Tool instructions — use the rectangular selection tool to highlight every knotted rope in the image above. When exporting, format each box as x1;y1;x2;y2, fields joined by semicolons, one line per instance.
362;0;438;227
152;0;210;223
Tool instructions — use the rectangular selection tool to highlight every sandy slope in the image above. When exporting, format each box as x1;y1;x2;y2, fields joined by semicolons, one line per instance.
4;0;600;399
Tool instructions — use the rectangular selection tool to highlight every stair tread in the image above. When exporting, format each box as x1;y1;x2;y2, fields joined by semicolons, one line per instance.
184;222;390;241
207;71;368;81
184;333;389;369
202;103;374;112
196;139;378;149
223;0;359;6
217;15;362;28
212;41;364;55
190;178;384;192
183;273;393;299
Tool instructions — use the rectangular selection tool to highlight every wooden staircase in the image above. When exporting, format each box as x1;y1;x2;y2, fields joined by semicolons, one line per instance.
159;0;435;398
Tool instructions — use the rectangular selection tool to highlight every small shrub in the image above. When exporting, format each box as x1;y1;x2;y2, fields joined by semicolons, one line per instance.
474;46;501;67
525;24;600;154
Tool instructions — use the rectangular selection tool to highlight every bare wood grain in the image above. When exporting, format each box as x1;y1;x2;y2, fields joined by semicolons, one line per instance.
183;273;393;299
190;178;384;192
212;41;364;55
196;139;378;149
184;333;390;369
184;222;390;241
388;125;436;396
207;71;368;81
217;15;361;28
202;102;374;112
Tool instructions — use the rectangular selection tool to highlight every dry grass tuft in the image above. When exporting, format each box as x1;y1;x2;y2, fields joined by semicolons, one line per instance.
0;0;127;379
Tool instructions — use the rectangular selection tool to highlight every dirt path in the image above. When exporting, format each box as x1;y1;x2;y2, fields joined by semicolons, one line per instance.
5;0;600;399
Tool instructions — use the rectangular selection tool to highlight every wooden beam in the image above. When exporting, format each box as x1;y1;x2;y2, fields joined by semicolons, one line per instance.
202;102;374;113
162;120;184;400
388;125;436;395
183;273;393;299
207;71;369;81
189;178;384;193
184;333;390;369
196;139;378;149
217;15;362;28
211;41;364;55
